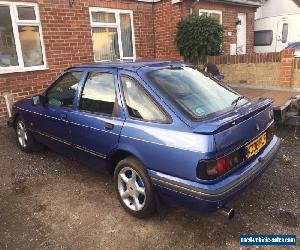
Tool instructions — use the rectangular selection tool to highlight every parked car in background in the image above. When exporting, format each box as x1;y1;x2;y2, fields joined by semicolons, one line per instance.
8;61;280;218
286;41;300;57
254;14;300;53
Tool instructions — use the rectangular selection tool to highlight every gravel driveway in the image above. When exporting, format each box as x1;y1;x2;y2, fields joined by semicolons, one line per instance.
0;125;299;249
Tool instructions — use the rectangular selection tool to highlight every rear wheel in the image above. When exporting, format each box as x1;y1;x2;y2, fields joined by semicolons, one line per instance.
15;116;43;152
114;157;156;218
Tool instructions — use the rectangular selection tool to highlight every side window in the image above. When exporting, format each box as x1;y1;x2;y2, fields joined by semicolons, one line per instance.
79;72;117;116
47;71;82;108
282;23;288;43
121;76;170;123
254;30;273;46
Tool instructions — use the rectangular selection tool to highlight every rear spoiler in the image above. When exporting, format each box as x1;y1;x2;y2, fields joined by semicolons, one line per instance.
193;99;272;135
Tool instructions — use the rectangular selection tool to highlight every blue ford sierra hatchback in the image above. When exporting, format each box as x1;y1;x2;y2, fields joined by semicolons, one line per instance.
9;61;280;218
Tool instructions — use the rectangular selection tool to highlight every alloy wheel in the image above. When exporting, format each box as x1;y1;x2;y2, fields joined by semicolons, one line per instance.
17;120;28;148
117;166;146;211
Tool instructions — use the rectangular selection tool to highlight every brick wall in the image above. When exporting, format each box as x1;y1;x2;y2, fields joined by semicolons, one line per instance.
292;58;300;89
152;0;257;58
199;49;300;89
153;0;182;60
0;0;155;124
191;0;256;54
0;0;259;124
279;49;295;87
216;63;281;86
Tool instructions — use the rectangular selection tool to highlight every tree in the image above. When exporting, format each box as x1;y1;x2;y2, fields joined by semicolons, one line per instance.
176;14;224;62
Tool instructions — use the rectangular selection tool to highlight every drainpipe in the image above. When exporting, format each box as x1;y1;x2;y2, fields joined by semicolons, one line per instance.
152;0;156;59
2;92;12;118
190;0;199;15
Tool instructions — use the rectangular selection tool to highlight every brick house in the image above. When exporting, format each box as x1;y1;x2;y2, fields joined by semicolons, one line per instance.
0;0;261;124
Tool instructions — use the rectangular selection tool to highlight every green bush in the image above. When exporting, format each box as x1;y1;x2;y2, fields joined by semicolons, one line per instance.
176;15;224;62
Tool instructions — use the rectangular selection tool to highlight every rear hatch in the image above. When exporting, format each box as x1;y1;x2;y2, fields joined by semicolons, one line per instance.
192;99;274;154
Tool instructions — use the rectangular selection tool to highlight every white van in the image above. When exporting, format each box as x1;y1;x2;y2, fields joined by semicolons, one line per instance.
254;14;300;53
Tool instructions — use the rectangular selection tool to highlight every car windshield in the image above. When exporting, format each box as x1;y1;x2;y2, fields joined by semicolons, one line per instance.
146;67;244;120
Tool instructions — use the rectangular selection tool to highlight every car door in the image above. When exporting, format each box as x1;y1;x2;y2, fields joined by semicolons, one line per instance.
68;69;124;169
32;70;84;156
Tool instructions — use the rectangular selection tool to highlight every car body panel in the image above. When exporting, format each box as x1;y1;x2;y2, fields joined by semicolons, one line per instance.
67;68;125;169
10;61;280;213
149;135;280;211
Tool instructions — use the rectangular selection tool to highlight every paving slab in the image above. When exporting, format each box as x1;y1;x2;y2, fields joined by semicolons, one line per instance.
232;86;300;108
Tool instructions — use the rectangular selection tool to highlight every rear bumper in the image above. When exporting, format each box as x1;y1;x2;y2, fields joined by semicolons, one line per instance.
149;135;280;212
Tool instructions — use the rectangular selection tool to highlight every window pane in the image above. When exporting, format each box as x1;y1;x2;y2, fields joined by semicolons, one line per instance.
18;26;44;67
79;72;116;115
120;14;133;58
91;12;116;23
146;67;240;120
17;6;36;20
210;13;221;24
254;30;273;46
282;23;288;43
200;11;221;24
92;27;120;61
47;72;82;108
121;76;169;123
0;6;18;67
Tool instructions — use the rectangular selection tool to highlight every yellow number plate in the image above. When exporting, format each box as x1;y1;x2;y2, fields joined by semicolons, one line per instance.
247;132;267;159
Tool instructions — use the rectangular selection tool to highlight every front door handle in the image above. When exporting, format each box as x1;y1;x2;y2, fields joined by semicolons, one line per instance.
104;122;114;130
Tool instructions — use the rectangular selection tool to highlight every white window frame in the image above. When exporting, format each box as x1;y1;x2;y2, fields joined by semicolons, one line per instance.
89;7;136;62
0;1;47;74
199;9;223;24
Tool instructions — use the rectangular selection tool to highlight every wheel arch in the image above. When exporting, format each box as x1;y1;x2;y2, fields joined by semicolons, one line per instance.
12;113;21;128
106;145;146;175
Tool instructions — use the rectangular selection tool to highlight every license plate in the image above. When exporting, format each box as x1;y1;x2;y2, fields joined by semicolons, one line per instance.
247;132;267;159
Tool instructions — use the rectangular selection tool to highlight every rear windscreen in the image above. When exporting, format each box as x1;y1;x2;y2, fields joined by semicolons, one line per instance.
146;67;243;120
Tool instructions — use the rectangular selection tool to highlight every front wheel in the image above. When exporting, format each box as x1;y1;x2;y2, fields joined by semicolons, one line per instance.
15;116;43;152
114;157;156;218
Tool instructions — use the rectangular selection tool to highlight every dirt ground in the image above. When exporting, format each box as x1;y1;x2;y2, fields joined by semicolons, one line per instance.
0;124;299;250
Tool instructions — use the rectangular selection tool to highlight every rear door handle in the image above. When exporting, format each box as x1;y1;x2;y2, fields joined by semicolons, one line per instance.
104;122;114;130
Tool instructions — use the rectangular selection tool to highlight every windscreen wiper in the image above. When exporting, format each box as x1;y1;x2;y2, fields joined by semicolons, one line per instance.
231;95;245;107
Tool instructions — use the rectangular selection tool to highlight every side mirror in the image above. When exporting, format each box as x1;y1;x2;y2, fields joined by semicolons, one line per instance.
32;95;46;105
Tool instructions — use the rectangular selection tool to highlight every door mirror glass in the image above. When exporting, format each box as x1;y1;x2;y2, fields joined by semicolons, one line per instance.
32;95;46;105
32;95;40;105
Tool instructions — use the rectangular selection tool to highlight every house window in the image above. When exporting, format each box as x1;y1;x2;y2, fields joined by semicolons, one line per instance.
0;2;46;73
89;8;135;62
199;9;222;24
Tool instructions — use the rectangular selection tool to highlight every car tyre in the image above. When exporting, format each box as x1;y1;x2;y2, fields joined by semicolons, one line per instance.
15;116;43;152
114;156;156;218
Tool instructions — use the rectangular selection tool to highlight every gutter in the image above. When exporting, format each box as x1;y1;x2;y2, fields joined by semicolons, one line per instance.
207;0;263;7
136;0;262;7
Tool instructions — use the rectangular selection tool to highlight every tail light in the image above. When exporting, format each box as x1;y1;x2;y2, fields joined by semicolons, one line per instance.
197;148;246;180
198;123;275;180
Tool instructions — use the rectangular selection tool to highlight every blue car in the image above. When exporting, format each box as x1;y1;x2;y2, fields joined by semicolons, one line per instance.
8;61;280;218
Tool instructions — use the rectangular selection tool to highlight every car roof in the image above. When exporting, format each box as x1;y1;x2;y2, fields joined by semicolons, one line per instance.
66;60;187;72
287;41;300;49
